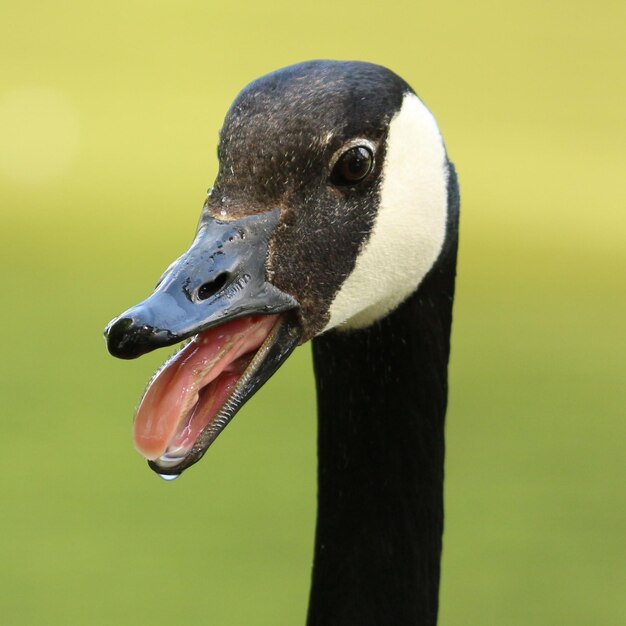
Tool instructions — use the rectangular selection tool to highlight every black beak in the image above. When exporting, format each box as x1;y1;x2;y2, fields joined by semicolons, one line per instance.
104;207;302;477
105;208;297;358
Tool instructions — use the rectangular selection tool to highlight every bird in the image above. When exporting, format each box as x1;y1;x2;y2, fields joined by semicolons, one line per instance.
105;60;459;626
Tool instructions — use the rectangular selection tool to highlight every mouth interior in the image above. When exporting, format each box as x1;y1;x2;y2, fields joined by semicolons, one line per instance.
133;315;280;464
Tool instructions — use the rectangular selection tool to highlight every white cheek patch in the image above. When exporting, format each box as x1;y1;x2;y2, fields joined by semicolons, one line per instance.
323;92;449;332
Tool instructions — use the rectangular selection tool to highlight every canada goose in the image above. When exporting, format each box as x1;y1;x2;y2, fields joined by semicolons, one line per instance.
105;60;459;626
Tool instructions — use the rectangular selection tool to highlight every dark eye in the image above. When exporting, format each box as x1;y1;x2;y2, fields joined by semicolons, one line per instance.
330;145;374;186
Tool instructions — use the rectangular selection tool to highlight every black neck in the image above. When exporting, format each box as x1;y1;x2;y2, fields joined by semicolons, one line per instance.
306;191;458;625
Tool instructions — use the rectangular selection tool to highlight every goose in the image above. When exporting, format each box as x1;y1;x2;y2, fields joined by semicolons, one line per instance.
105;60;459;626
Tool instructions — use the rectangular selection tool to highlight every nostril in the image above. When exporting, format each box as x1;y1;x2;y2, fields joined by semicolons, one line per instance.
197;273;230;301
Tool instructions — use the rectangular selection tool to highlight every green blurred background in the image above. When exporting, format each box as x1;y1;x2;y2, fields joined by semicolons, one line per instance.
1;1;624;624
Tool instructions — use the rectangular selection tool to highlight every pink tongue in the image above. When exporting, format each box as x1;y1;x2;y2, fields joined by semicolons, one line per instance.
133;315;278;460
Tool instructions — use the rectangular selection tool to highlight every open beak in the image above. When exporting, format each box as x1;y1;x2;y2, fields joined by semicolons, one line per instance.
104;208;301;477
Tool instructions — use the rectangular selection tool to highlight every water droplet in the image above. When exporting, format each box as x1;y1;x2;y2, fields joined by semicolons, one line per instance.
158;473;180;482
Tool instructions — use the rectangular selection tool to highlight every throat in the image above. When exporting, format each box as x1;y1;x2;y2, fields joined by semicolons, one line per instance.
307;248;456;626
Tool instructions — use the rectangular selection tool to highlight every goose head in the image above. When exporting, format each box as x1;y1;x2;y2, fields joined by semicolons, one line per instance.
104;60;451;477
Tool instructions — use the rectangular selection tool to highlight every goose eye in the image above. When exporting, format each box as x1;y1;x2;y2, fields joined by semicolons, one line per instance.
330;146;374;186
